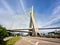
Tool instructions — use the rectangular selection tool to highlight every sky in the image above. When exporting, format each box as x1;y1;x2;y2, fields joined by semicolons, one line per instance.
0;0;60;33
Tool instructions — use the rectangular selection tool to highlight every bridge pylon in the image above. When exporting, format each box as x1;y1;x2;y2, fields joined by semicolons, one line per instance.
29;6;38;36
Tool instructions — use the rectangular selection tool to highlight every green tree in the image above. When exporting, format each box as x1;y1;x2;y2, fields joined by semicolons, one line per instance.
0;25;8;44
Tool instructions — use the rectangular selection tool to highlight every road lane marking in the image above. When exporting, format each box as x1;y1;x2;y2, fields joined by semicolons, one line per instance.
35;42;39;45
23;37;39;45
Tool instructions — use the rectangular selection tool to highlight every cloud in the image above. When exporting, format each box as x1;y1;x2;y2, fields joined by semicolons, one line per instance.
52;5;60;16
0;0;29;29
1;0;14;14
43;17;60;27
0;0;60;31
0;9;29;29
43;4;60;27
20;0;26;15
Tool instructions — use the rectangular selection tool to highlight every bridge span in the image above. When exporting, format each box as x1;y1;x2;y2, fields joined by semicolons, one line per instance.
7;27;60;33
8;6;60;36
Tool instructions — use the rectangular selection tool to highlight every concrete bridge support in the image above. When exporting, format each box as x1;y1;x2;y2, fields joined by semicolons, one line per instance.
29;6;38;36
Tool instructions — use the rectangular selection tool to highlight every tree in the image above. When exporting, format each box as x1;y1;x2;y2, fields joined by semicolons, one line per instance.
7;32;14;36
0;25;8;44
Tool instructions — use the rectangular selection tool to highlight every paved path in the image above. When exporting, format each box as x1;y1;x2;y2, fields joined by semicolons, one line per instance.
14;37;60;45
4;36;13;41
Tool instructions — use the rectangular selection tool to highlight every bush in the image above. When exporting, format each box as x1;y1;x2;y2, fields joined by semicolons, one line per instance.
0;25;8;44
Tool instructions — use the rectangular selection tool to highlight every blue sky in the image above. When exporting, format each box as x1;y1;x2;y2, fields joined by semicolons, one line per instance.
0;0;60;32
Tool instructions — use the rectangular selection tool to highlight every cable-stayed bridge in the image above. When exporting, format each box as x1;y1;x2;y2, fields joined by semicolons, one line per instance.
7;6;60;36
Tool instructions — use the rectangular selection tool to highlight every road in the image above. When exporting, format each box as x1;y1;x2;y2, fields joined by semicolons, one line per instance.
14;37;60;45
30;37;60;43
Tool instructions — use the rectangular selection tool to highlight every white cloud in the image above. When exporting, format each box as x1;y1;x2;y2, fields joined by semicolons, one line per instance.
52;5;60;15
43;5;60;27
20;0;26;15
1;0;14;14
0;0;29;29
0;0;60;31
0;9;29;29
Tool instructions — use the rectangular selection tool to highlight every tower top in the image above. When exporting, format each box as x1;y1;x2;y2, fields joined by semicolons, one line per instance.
31;6;34;16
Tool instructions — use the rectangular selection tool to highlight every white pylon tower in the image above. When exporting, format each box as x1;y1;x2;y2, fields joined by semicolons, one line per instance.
29;6;38;36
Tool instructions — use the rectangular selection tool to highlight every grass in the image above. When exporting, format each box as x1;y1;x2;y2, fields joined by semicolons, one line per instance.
5;36;21;45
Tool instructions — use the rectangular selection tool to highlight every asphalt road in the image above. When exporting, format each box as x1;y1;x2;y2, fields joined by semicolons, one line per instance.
14;37;60;45
30;37;60;43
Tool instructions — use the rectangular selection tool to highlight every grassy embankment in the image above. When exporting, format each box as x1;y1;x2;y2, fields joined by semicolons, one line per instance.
3;36;21;45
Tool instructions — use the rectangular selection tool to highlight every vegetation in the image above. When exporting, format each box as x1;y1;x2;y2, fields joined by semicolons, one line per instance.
0;25;21;45
6;36;21;45
47;32;60;38
0;25;8;44
40;32;60;38
7;32;14;36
